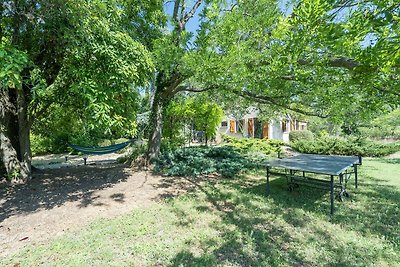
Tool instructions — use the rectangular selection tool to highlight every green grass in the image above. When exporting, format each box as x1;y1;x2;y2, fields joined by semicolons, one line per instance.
3;158;400;266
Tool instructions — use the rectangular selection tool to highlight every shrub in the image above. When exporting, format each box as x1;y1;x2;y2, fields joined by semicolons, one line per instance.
155;146;257;178
289;130;314;143
31;133;68;156
290;135;400;157
221;135;284;155
118;143;147;163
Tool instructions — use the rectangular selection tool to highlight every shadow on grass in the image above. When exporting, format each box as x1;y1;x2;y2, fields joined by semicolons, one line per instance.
161;176;319;266
332;174;400;245
160;167;400;266
169;250;216;266
241;177;330;214
0;164;130;223
377;158;400;164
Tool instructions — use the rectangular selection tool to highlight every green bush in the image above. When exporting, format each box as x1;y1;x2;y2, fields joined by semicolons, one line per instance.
291;135;400;157
221;135;284;155
289;130;314;143
155;146;257;178
118;143;147;163
31;133;68;156
359;126;400;140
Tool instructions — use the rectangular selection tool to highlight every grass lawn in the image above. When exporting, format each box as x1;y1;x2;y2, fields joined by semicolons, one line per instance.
3;157;400;266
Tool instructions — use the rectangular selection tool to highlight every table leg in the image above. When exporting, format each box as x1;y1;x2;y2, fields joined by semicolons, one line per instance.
266;167;270;195
290;170;293;183
354;164;358;189
330;175;334;215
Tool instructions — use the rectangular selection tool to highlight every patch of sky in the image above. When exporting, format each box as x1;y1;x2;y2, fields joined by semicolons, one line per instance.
163;1;205;34
360;32;379;48
162;0;292;47
278;0;294;16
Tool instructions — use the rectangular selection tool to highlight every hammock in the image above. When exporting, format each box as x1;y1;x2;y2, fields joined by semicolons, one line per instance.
68;139;135;155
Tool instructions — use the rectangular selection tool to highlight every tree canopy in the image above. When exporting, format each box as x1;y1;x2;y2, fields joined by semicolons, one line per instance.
188;0;400;121
1;0;399;182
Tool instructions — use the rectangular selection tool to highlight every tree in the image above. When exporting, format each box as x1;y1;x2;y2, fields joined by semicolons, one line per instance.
2;0;399;180
0;0;154;182
145;0;399;162
163;95;223;148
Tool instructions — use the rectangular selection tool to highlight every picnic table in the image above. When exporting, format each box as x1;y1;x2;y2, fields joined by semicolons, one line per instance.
263;154;362;215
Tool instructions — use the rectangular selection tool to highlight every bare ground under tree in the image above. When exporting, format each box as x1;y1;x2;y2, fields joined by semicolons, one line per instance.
2;151;399;258
0;159;198;257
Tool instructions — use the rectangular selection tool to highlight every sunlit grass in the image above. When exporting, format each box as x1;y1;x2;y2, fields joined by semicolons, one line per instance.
3;158;400;266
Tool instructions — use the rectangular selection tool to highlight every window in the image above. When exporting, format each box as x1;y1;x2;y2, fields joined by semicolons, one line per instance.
221;121;228;127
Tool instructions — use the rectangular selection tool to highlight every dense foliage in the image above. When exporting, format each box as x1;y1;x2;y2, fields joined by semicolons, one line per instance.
289;130;314;143
163;95;224;149
2;0;400;182
1;0;159;181
359;109;400;140
155;146;257;178
190;0;400;122
291;136;400;157
222;135;284;156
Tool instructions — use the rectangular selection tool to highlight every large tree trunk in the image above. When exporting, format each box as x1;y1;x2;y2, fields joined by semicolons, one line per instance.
0;88;31;183
17;87;32;175
146;89;164;163
145;71;181;163
0;123;30;183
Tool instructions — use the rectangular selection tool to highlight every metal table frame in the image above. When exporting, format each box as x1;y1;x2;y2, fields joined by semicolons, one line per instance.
265;154;362;215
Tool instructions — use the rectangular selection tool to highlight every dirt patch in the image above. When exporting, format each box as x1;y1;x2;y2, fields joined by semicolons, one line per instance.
0;162;198;257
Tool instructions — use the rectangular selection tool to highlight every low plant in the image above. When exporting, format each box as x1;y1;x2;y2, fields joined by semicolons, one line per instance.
221;135;284;155
31;133;68;156
117;143;147;163
155;146;257;178
289;130;314;142
291;135;400;157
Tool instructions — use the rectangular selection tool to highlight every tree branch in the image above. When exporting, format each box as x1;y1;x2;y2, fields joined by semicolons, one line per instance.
250;56;361;71
173;81;327;118
231;88;327;118
173;0;181;22
181;0;202;28
222;3;238;12
174;84;217;94
297;56;360;70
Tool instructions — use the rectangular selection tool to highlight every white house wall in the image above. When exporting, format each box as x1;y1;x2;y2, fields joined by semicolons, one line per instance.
218;110;306;143
270;120;284;141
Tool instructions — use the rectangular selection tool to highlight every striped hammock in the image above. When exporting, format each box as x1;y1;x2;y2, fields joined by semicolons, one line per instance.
68;139;135;155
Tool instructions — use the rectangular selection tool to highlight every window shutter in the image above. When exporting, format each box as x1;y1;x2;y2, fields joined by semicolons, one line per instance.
229;120;236;133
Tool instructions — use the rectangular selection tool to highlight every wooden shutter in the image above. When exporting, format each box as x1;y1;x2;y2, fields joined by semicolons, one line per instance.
229;120;236;133
262;123;269;139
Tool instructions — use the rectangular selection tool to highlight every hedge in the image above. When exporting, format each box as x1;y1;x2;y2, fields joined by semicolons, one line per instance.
290;136;400;157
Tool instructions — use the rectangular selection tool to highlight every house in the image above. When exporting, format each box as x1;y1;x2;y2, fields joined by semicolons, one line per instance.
218;108;307;143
